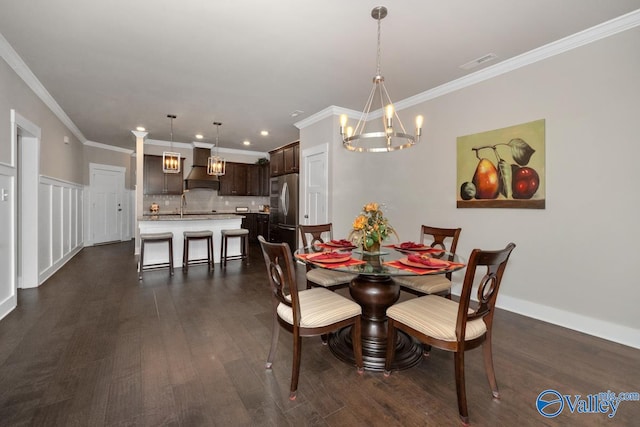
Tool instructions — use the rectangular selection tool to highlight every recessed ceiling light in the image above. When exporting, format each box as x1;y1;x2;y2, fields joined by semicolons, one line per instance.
136;126;146;131
243;140;251;146
290;110;304;118
195;134;204;139
260;130;269;136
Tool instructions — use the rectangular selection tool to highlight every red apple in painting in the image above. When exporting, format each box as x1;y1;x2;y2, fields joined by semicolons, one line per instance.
511;166;539;199
472;158;500;199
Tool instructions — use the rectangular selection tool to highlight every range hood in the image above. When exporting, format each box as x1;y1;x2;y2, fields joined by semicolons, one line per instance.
184;147;220;190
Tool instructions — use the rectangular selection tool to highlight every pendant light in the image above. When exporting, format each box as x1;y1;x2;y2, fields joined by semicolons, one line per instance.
163;114;181;173
207;122;226;176
339;6;423;153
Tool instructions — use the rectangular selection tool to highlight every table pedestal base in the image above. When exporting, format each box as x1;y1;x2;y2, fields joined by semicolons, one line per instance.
328;273;423;371
328;327;423;372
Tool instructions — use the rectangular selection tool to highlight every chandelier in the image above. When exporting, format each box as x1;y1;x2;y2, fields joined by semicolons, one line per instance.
340;6;423;153
207;122;226;176
162;114;181;173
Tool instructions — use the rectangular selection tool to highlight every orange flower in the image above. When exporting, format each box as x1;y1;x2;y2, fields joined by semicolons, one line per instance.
352;215;367;230
364;202;379;212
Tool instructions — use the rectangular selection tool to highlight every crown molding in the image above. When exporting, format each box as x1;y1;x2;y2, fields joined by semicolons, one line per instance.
0;32;87;143
395;8;640;111
84;140;134;155
297;9;640;129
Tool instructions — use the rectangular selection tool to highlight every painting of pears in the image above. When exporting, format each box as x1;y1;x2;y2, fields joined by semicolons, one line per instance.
457;119;545;209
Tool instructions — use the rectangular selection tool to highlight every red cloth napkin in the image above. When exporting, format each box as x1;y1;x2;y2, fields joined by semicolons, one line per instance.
399;241;424;249
331;239;353;246
295;252;365;269
384;259;465;275
311;252;351;261
407;254;450;268
317;240;355;250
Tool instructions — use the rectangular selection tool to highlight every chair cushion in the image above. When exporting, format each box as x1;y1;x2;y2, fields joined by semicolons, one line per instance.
277;288;361;328
140;232;173;240
306;268;357;288
221;229;249;236
393;275;452;295
184;230;213;238
387;295;487;342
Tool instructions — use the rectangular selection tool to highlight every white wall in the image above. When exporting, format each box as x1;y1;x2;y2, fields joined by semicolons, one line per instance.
300;28;640;348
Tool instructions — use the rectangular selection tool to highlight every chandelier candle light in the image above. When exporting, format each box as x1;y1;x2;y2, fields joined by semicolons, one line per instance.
340;6;423;153
162;114;181;173
207;121;226;176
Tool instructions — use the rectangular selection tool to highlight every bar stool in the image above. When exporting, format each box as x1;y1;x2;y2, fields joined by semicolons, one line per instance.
139;232;174;280
220;228;250;267
183;230;214;272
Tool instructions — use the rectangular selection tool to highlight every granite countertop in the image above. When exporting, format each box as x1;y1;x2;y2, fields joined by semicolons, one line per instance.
139;214;243;221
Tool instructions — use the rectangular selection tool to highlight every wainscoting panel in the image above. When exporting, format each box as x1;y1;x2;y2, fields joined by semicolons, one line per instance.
38;176;84;285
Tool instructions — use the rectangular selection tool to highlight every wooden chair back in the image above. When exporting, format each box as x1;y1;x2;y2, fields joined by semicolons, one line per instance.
299;223;333;248
258;236;301;327
456;242;516;344
420;225;462;280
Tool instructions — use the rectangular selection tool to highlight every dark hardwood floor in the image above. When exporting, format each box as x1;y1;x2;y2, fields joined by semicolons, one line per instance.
0;241;638;426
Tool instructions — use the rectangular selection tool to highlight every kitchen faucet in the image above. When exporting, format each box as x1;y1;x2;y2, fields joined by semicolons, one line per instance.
180;192;187;218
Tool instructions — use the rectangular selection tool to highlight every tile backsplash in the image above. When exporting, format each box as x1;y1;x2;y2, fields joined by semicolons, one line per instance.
143;189;269;214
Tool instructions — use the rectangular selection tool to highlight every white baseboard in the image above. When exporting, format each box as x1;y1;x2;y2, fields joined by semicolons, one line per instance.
37;245;83;286
451;286;639;350
0;296;17;322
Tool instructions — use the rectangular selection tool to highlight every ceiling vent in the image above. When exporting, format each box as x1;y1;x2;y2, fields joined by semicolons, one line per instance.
459;53;498;70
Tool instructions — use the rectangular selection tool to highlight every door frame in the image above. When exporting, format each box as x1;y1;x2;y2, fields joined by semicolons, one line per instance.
301;143;329;226
13;110;41;289
88;163;126;245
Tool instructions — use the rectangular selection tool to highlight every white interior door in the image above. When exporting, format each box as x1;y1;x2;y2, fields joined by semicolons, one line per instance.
90;164;125;244
302;144;328;225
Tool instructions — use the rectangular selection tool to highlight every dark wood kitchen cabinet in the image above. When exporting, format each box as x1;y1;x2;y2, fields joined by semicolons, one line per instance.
241;213;270;242
269;150;284;176
260;164;270;196
248;163;270;196
269;141;299;177
144;155;184;195
218;162;248;196
283;143;299;173
247;164;261;196
256;213;269;240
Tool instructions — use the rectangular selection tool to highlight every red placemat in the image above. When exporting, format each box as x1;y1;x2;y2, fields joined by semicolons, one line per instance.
317;242;356;250
295;253;365;269
384;260;465;275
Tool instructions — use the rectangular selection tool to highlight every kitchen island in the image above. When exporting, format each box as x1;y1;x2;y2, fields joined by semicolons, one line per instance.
137;214;244;267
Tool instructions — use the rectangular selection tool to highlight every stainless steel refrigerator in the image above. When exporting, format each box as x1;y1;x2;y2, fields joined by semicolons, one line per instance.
269;173;299;250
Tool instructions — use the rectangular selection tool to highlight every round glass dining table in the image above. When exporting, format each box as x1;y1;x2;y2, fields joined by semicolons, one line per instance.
295;245;465;372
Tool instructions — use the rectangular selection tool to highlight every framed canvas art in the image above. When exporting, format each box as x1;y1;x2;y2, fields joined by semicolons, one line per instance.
457;119;545;209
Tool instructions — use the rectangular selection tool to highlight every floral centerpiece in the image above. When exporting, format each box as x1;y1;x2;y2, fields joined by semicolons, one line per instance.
349;202;397;253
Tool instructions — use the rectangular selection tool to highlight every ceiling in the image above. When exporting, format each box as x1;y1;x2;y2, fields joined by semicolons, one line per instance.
1;1;639;153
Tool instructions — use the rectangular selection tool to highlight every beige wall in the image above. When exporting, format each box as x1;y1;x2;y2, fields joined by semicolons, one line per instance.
0;58;83;184
301;27;640;347
84;144;134;188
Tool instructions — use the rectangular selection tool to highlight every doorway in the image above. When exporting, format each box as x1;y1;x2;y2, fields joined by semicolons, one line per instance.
301;143;329;225
89;163;125;245
15;111;40;289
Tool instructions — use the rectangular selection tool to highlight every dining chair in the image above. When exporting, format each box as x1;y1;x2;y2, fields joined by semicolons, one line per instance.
383;242;516;425
258;236;364;400
393;225;462;298
299;223;357;290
